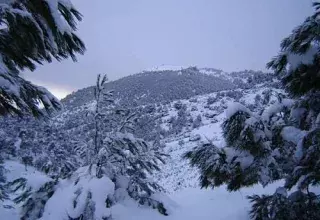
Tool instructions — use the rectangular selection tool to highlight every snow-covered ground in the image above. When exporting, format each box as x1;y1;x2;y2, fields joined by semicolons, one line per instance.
1;161;52;219
1;86;288;219
1;160;284;220
108;181;284;220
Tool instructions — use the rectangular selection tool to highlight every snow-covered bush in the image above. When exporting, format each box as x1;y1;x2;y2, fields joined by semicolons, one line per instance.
192;114;202;128
173;101;184;110
225;90;243;101
12;166;172;219
97;132;168;212
248;188;320;220
185;102;282;190
170;105;188;135
191;106;198;111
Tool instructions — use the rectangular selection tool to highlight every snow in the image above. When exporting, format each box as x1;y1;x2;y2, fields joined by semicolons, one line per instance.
225;102;251;118
281;126;306;145
192;123;224;147
290;107;306;122
150;193;178;215
146;65;188;72
41;166;115;220
224;148;254;170
36;86;61;109
275;187;287;196
282;98;295;107
295;139;305;161
116;175;129;189
189;133;201;142
32;182;280;220
0;74;20;97
45;0;73;34
286;44;318;72
0;54;8;73
15;163;267;220
262;99;294;122
109;181;284;220
316;113;320;126
0;161;52;219
5;161;51;190
1;84;310;220
58;0;74;8
13;138;21;152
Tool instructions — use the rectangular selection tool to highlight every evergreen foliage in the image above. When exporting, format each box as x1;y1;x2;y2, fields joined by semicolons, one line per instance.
0;0;85;117
185;2;320;219
10;74;170;218
20;181;56;219
248;189;320;220
86;75;169;211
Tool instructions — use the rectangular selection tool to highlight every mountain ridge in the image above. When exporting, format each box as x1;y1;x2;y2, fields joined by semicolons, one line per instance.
61;66;274;110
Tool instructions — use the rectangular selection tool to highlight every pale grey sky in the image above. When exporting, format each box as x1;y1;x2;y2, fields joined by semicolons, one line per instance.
24;0;313;99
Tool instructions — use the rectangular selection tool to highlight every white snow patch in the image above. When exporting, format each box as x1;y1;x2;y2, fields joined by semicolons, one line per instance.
262;99;294;122
225;102;251;118
281;126;306;145
286;45;318;72
41;166;115;220
146;65;189;72
45;0;73;34
5;160;51;190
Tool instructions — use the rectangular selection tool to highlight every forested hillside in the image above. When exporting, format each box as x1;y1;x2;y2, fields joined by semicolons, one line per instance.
62;67;274;109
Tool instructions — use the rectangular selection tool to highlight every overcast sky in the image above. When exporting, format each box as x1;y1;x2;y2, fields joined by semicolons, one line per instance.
24;0;313;99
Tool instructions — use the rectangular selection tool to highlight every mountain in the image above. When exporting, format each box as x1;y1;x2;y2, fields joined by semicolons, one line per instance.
61;66;274;109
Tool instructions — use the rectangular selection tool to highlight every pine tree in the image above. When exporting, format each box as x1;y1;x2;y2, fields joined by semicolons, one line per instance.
185;2;320;219
0;0;85;117
10;72;171;218
84;74;169;215
89;74;114;173
95;109;169;214
13;179;57;220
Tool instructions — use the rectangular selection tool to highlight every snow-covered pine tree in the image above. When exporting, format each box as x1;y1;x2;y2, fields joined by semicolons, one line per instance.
81;74;168;214
185;2;320;219
0;0;85;117
89;74;114;172
36;129;80;178
14;74;170;219
184;102;283;191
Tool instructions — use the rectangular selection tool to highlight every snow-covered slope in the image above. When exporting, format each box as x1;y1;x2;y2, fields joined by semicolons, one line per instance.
153;85;283;193
0;160;285;220
61;66;274;110
0;69;283;219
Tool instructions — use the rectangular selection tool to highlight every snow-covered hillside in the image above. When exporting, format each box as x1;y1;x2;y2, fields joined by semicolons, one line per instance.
153;85;283;193
61;66;274;110
0;80;288;219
